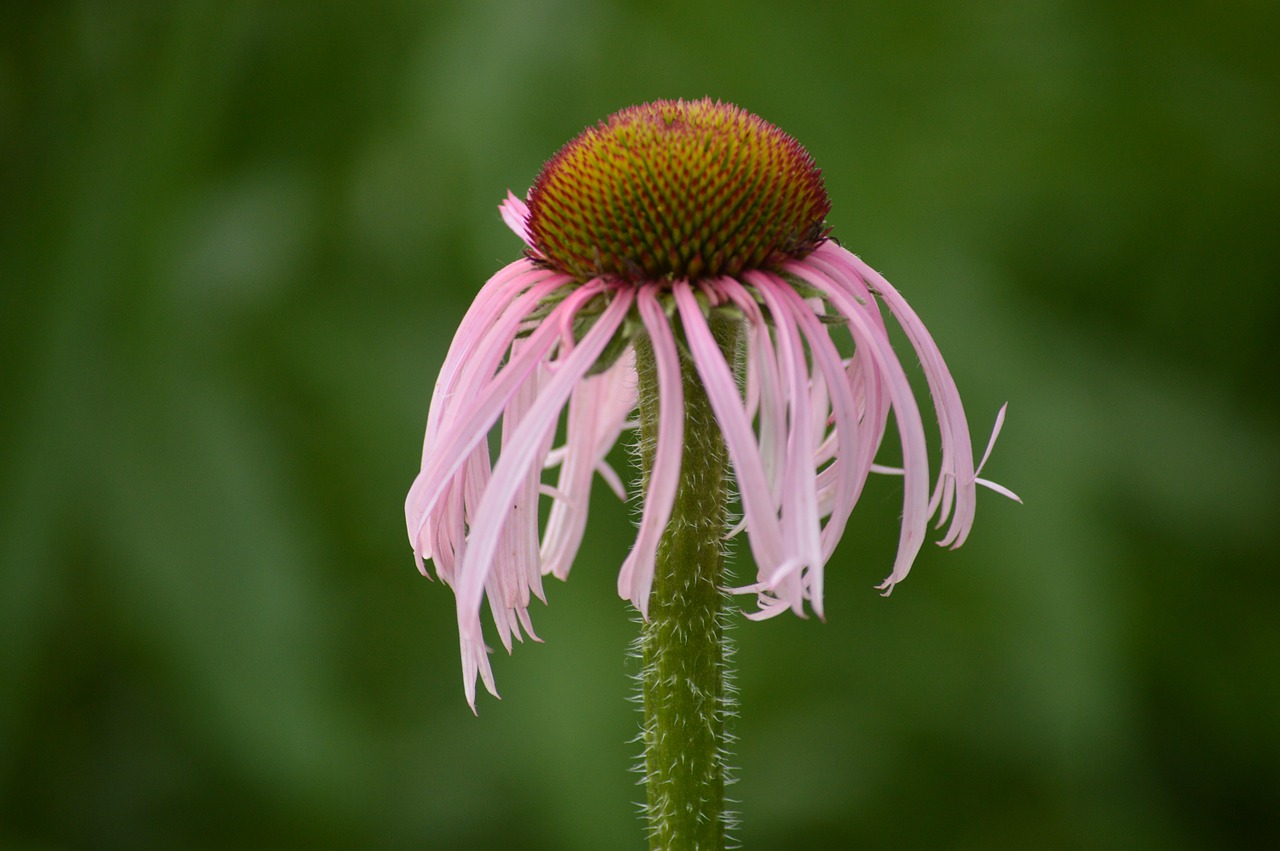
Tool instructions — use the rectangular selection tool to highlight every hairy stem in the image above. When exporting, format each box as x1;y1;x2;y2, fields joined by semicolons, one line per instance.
634;314;741;851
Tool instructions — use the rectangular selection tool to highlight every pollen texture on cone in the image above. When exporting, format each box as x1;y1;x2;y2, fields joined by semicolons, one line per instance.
527;98;831;282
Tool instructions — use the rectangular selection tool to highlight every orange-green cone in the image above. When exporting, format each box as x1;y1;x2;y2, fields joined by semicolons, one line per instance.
527;98;831;282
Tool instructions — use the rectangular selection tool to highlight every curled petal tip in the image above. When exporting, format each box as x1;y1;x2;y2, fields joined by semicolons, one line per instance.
499;191;534;249
413;551;431;578
975;403;1009;477
979;478;1023;504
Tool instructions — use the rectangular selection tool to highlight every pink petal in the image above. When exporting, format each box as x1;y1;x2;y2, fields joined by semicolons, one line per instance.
541;352;638;580
976;403;1008;477
750;275;823;616
454;287;635;651
405;276;577;558
674;281;788;579
975;403;1022;503
720;282;786;503
461;635;499;713
493;340;552;630
783;258;931;593
618;284;685;617
409;262;546;563
818;244;979;548
499;191;534;249
421;260;554;457
766;278;872;600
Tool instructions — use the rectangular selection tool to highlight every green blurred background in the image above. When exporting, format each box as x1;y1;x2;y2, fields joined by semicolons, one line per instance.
3;2;1277;848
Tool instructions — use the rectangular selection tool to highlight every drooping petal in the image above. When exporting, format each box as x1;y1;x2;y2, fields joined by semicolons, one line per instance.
792;308;877;563
499;191;534;249
421;260;555;457
749;275;823;617
453;287;635;685
461;634;498;714
674;281;790;581
409;261;554;565
541;351;638;580
720;280;786;506
816;244;979;547
784;258;931;593
430;431;491;587
765;277;879;615
405;275;577;557
492;339;551;646
618;284;685;617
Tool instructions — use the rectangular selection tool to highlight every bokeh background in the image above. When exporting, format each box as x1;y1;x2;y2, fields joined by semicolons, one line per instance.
3;2;1278;849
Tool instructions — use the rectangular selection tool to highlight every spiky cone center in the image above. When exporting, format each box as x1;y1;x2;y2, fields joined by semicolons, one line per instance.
527;98;831;283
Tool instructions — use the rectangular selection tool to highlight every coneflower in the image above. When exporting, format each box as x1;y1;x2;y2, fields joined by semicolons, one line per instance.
405;97;1016;849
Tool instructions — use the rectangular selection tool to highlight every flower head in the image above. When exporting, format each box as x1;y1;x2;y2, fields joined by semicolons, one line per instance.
527;99;829;281
406;98;1017;709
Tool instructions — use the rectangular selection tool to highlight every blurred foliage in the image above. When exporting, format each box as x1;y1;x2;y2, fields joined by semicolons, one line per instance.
2;1;1278;849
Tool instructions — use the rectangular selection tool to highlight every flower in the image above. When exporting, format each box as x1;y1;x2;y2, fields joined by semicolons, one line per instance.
405;99;1017;709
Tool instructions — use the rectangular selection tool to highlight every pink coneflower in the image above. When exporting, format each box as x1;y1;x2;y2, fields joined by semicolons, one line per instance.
405;98;1015;711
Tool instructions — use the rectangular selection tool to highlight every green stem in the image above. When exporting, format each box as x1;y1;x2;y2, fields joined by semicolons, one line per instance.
634;314;742;851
